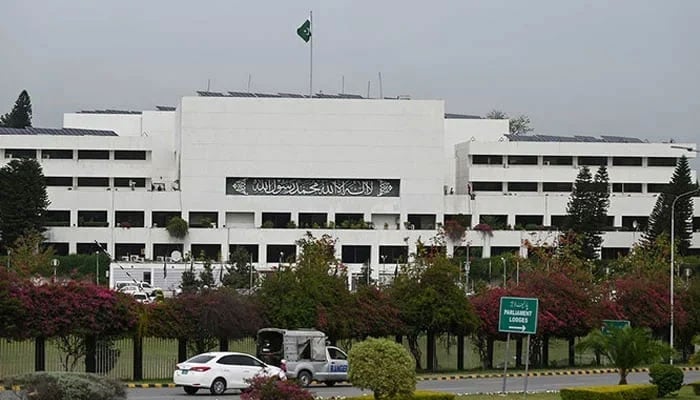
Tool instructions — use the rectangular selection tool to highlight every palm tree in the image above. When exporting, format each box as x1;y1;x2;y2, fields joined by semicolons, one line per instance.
577;327;671;384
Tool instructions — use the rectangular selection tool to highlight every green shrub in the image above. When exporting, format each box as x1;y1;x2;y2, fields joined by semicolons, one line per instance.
343;391;454;400
649;363;684;397
687;381;700;395
348;338;416;400
166;216;188;238
560;384;657;400
8;372;125;400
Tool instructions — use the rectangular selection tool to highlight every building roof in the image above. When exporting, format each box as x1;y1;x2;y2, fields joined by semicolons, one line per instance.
505;134;647;144
445;113;482;119
0;127;118;136
195;90;411;100
77;109;142;115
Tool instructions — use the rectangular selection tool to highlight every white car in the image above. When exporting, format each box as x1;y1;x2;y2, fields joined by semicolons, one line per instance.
173;351;286;395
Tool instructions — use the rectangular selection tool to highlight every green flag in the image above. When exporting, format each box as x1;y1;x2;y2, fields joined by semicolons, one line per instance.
297;19;311;43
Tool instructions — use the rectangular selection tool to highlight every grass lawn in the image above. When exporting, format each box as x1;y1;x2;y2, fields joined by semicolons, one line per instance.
453;385;698;400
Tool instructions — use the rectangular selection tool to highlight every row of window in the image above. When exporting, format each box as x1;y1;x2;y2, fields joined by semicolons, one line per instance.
3;149;147;160
471;155;677;167
471;181;671;193
46;177;147;188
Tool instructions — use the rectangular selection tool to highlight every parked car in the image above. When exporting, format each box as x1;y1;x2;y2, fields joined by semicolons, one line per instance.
114;281;161;296
131;292;152;304
173;351;286;395
117;285;141;295
257;328;348;387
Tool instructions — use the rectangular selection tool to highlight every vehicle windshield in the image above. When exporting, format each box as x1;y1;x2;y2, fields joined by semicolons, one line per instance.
186;355;215;364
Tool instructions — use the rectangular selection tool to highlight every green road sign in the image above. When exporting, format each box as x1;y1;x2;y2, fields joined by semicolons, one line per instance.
601;319;630;335
499;296;539;335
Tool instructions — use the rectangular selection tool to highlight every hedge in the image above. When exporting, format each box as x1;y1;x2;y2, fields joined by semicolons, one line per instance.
343;390;455;400
560;384;657;400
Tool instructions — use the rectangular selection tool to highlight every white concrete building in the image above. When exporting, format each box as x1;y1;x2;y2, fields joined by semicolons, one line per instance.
0;92;697;290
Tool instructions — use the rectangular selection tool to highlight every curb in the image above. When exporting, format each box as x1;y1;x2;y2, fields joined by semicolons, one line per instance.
125;383;177;388
417;366;700;381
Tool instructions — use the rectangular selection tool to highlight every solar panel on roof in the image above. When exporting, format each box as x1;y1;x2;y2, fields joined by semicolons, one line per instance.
338;93;364;99
278;93;305;98
197;91;225;97
228;91;256;97
253;93;282;98
156;106;176;111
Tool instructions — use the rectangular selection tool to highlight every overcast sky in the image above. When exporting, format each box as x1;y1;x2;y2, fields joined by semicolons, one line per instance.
2;1;698;150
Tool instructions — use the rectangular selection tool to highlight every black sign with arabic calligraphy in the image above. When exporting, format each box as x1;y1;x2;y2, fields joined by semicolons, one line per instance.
226;177;400;197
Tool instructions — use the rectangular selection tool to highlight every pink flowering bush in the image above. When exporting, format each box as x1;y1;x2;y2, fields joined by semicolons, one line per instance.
241;376;313;400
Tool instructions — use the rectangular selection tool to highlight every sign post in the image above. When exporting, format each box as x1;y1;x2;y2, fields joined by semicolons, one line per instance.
499;296;539;394
602;319;630;335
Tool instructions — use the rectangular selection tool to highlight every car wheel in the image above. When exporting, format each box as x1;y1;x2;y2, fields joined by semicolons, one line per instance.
297;371;312;387
324;381;336;387
210;378;227;395
183;386;199;395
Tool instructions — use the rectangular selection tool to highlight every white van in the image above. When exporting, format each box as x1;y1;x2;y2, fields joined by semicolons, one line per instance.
114;281;160;296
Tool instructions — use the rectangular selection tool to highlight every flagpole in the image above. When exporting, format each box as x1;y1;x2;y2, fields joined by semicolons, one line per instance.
309;10;313;97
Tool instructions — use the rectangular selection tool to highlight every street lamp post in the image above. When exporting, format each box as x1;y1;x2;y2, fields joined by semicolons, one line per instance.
502;257;507;287
95;251;100;285
51;258;59;281
670;188;699;364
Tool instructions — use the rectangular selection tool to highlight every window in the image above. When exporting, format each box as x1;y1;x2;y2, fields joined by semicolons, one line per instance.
78;150;109;160
114;150;146;160
77;177;109;187
5;149;36;159
543;182;573;192
621;216;648;231
189;211;218;228
298;213;327;228
694;217;700;232
115;211;145;228
550;216;567;229
612;183;642;193
225;355;262;367
543;156;573;166
42;149;73;159
515;215;543;228
261;212;291;228
190;244;220;261
229;244;259;262
187;355;215;364
43;242;69;256
115;243;145;260
648;183;670;193
46;177;73;187
114;177;146;188
407;214;436;230
342;246;371;264
472;155;503;165
479;215;507;230
334;213;365;229
77;242;106;255
648;157;677;167
153;243;184;259
601;248;630;260
508;155;537;165
578;156;607;166
328;348;347;360
267;245;296;263
508;182;538;192
46;210;70;227
612;157;642;166
471;182;502;191
444;214;471;227
379;246;408;263
143;271;152;284
152;211;181;227
78;210;108;227
491;247;519;257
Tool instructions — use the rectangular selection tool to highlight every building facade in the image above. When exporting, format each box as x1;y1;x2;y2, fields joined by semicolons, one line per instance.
0;92;697;290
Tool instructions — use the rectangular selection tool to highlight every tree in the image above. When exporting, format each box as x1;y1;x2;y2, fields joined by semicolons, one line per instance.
486;110;533;135
347;338;416;400
644;156;697;256
564;166;609;259
0;159;49;252
221;246;255;289
347;286;403;341
0;90;32;128
166;216;188;239
6;231;55;278
577;326;671;384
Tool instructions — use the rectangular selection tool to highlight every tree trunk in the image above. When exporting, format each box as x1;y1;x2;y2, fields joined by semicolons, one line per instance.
34;336;45;372
568;337;575;367
218;337;229;352
542;336;549;368
395;334;403;344
619;369;628;385
178;338;188;362
408;334;422;370
426;331;435;371
486;338;494;369
515;337;523;368
457;334;465;371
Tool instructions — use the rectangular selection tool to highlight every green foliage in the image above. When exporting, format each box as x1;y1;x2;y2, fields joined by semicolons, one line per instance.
348;338;416;400
577;327;672;384
560;384;657;400
257;232;350;339
7;231;55;277
179;266;198;293
644;156;697;256
8;371;125;400
0;90;32;128
53;253;110;282
198;259;216;289
165;216;188;239
0;158;49;252
221;246;255;289
564;166;609;259
688;381;700;395
485;110;533;135
240;375;313;400
691;335;700;364
649;363;684;397
343;391;454;400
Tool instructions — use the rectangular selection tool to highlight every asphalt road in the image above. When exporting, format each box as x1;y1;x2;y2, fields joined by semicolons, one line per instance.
127;370;700;399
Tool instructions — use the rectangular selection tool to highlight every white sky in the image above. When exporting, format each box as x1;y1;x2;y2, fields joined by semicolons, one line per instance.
2;0;698;161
